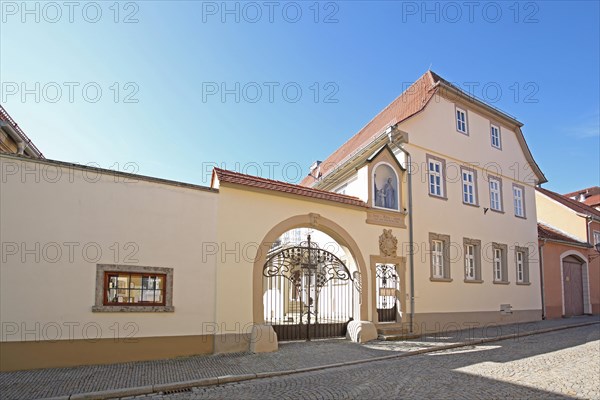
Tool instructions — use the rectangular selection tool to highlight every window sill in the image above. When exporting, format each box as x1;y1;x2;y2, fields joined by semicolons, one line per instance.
515;214;527;220
462;202;480;208
493;281;510;285
516;282;531;286
428;193;448;201
430;277;453;282
490;208;504;214
372;205;401;213
464;279;484;283
92;305;174;313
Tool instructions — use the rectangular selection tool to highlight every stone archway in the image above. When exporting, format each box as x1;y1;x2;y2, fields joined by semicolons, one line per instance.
252;213;369;324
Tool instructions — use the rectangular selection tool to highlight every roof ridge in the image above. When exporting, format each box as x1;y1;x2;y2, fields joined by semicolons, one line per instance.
320;71;437;160
300;71;438;187
563;186;600;196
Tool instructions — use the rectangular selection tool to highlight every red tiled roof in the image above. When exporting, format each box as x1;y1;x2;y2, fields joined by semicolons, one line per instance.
563;186;600;198
537;186;600;219
563;186;600;208
300;71;438;186
582;194;600;208
213;168;368;208
538;223;589;247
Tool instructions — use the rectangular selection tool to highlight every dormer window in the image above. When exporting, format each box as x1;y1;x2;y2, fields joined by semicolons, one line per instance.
372;163;399;211
309;160;322;180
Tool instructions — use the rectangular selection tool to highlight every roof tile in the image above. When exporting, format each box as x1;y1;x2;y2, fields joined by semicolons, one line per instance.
300;71;438;186
538;222;589;246
213;168;368;208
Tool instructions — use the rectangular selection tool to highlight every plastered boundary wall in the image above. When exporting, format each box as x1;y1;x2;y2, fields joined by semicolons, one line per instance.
0;154;219;370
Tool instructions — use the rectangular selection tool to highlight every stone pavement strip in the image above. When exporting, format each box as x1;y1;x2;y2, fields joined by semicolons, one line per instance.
0;316;598;400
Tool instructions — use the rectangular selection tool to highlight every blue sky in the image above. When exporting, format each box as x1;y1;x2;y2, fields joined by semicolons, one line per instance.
1;1;598;192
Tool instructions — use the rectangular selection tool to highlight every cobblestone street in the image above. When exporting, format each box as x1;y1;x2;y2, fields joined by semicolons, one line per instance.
143;324;600;400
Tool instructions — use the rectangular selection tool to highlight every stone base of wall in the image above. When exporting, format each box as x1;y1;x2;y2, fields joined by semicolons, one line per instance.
0;335;214;372
544;305;563;319
411;309;542;336
2;329;282;371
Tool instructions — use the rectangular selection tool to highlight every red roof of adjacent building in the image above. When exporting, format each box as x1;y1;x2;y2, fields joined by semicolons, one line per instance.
564;186;600;198
300;71;439;187
538;222;589;247
536;186;600;219
212;168;368;208
563;186;600;208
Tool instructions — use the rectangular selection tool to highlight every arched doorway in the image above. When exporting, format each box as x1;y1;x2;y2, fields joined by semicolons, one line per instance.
263;232;358;340
252;214;369;329
562;254;586;317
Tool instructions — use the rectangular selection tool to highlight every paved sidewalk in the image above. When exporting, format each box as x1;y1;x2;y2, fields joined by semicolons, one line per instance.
1;316;598;400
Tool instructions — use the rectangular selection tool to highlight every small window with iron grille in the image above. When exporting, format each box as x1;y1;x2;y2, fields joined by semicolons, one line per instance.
104;272;166;305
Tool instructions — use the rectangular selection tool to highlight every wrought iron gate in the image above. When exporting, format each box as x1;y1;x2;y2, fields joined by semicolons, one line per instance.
376;264;399;322
263;235;356;341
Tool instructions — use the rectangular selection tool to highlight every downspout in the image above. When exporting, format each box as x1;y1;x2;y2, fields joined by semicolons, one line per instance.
539;238;546;319
387;127;415;333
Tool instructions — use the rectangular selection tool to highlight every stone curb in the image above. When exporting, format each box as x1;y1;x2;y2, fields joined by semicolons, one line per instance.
46;320;599;400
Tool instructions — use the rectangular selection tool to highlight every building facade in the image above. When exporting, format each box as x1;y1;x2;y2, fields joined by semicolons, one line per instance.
1;71;553;371
300;71;547;328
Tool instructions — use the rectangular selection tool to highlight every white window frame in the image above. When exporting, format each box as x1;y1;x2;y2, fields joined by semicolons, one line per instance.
465;244;475;280
489;177;502;211
494;248;503;282
426;154;446;199
593;231;600;246
456;107;468;134
461;169;477;205
516;251;524;283
513;184;525;218
432;240;444;278
490;124;501;149
428;159;443;197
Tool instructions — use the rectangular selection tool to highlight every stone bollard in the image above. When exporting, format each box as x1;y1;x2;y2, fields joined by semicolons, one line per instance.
250;324;278;353
346;320;378;343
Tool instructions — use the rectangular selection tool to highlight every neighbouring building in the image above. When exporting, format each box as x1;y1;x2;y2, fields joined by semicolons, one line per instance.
0;105;43;158
536;187;600;319
1;71;551;371
564;186;600;210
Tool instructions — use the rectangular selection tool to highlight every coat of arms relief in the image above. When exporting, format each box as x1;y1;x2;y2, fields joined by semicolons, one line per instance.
379;229;398;257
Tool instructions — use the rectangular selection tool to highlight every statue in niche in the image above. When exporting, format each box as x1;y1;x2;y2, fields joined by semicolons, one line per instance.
373;165;398;210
